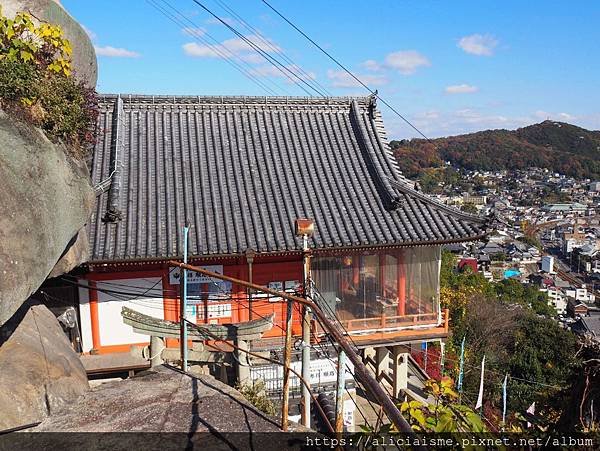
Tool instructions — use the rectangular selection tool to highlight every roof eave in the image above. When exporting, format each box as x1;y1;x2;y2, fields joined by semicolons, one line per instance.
86;231;489;267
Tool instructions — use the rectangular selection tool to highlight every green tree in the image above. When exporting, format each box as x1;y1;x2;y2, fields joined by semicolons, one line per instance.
508;313;579;413
461;202;478;214
440;250;578;427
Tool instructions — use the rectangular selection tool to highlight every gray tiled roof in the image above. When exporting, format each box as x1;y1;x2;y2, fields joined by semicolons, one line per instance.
88;95;487;262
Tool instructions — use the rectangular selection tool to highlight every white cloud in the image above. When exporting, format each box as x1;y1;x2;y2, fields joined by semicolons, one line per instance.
183;42;220;58
182;34;281;65
384;50;431;75
94;46;140;58
326;69;388;88
205;17;237;26
361;59;381;71
534;110;576;122
386;108;600;139
458;34;498;56
251;64;316;83
182;27;206;38
445;84;479;94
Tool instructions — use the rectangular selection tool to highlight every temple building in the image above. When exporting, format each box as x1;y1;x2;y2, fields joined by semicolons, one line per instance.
58;94;486;424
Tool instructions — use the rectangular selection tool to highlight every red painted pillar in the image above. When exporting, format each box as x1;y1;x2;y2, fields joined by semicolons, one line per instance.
397;251;406;316
89;279;101;351
352;255;360;286
162;271;179;348
379;253;386;296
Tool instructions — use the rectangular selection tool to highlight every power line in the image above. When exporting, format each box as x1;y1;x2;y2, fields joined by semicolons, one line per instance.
260;0;434;141
409;345;564;392
211;0;333;97
146;0;281;96
189;0;326;97
155;0;297;96
65;274;563;393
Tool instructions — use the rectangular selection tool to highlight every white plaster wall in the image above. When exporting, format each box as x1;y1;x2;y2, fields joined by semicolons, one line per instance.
78;284;93;353
96;278;164;347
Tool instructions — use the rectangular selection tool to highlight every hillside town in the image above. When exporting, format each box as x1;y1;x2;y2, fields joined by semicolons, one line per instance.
430;166;600;337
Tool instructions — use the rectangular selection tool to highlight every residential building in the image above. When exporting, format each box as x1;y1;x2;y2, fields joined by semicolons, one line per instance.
541;255;555;274
565;284;596;304
546;287;567;315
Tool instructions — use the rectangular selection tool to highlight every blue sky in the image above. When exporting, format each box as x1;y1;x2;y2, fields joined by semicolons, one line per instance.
62;0;600;138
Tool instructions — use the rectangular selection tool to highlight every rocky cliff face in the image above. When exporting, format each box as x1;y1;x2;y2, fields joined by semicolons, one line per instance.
0;0;98;433
0;112;95;326
0;302;89;431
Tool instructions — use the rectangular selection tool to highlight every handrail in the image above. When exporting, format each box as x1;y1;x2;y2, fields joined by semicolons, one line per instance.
183;318;335;434
168;261;419;437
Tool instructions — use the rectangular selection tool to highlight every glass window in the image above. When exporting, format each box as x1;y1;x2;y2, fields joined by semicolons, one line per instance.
311;246;441;330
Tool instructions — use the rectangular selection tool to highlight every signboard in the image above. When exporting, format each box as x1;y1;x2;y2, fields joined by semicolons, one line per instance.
197;303;232;319
290;358;355;386
169;265;224;285
253;280;301;302
250;357;355;391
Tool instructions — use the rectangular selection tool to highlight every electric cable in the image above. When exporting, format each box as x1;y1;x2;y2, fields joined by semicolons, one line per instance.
260;0;435;141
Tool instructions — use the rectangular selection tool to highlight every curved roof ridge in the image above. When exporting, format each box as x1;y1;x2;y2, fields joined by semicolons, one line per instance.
387;177;488;224
349;99;401;210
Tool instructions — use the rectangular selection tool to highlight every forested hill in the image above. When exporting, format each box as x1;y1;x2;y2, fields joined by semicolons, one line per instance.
391;121;600;179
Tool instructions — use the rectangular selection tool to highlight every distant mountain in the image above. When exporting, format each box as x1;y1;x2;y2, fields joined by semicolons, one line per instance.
391;121;600;180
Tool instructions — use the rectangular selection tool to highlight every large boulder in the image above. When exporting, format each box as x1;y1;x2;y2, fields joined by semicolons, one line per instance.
0;111;94;326
0;0;97;87
0;302;89;431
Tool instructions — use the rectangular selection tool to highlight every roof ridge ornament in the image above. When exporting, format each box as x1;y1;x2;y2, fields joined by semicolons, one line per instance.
102;95;125;224
368;90;378;119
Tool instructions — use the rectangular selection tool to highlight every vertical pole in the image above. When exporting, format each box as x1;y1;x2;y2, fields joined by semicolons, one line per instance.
246;249;255;321
457;335;466;397
335;349;346;435
301;234;312;428
248;261;253;320
180;225;189;371
281;297;293;431
440;340;446;375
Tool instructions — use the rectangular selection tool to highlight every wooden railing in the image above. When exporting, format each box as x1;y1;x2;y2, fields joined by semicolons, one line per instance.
315;309;449;336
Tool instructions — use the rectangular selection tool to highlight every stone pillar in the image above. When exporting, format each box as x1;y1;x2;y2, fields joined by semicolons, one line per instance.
362;347;376;375
391;347;408;399
375;347;389;382
236;339;251;385
149;336;164;368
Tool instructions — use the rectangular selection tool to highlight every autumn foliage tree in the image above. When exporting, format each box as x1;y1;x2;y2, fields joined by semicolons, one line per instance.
0;7;97;152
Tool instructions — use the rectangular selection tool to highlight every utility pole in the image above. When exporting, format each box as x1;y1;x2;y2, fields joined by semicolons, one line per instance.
281;297;293;431
245;248;256;320
296;218;315;428
334;349;346;435
301;235;313;428
179;225;189;371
